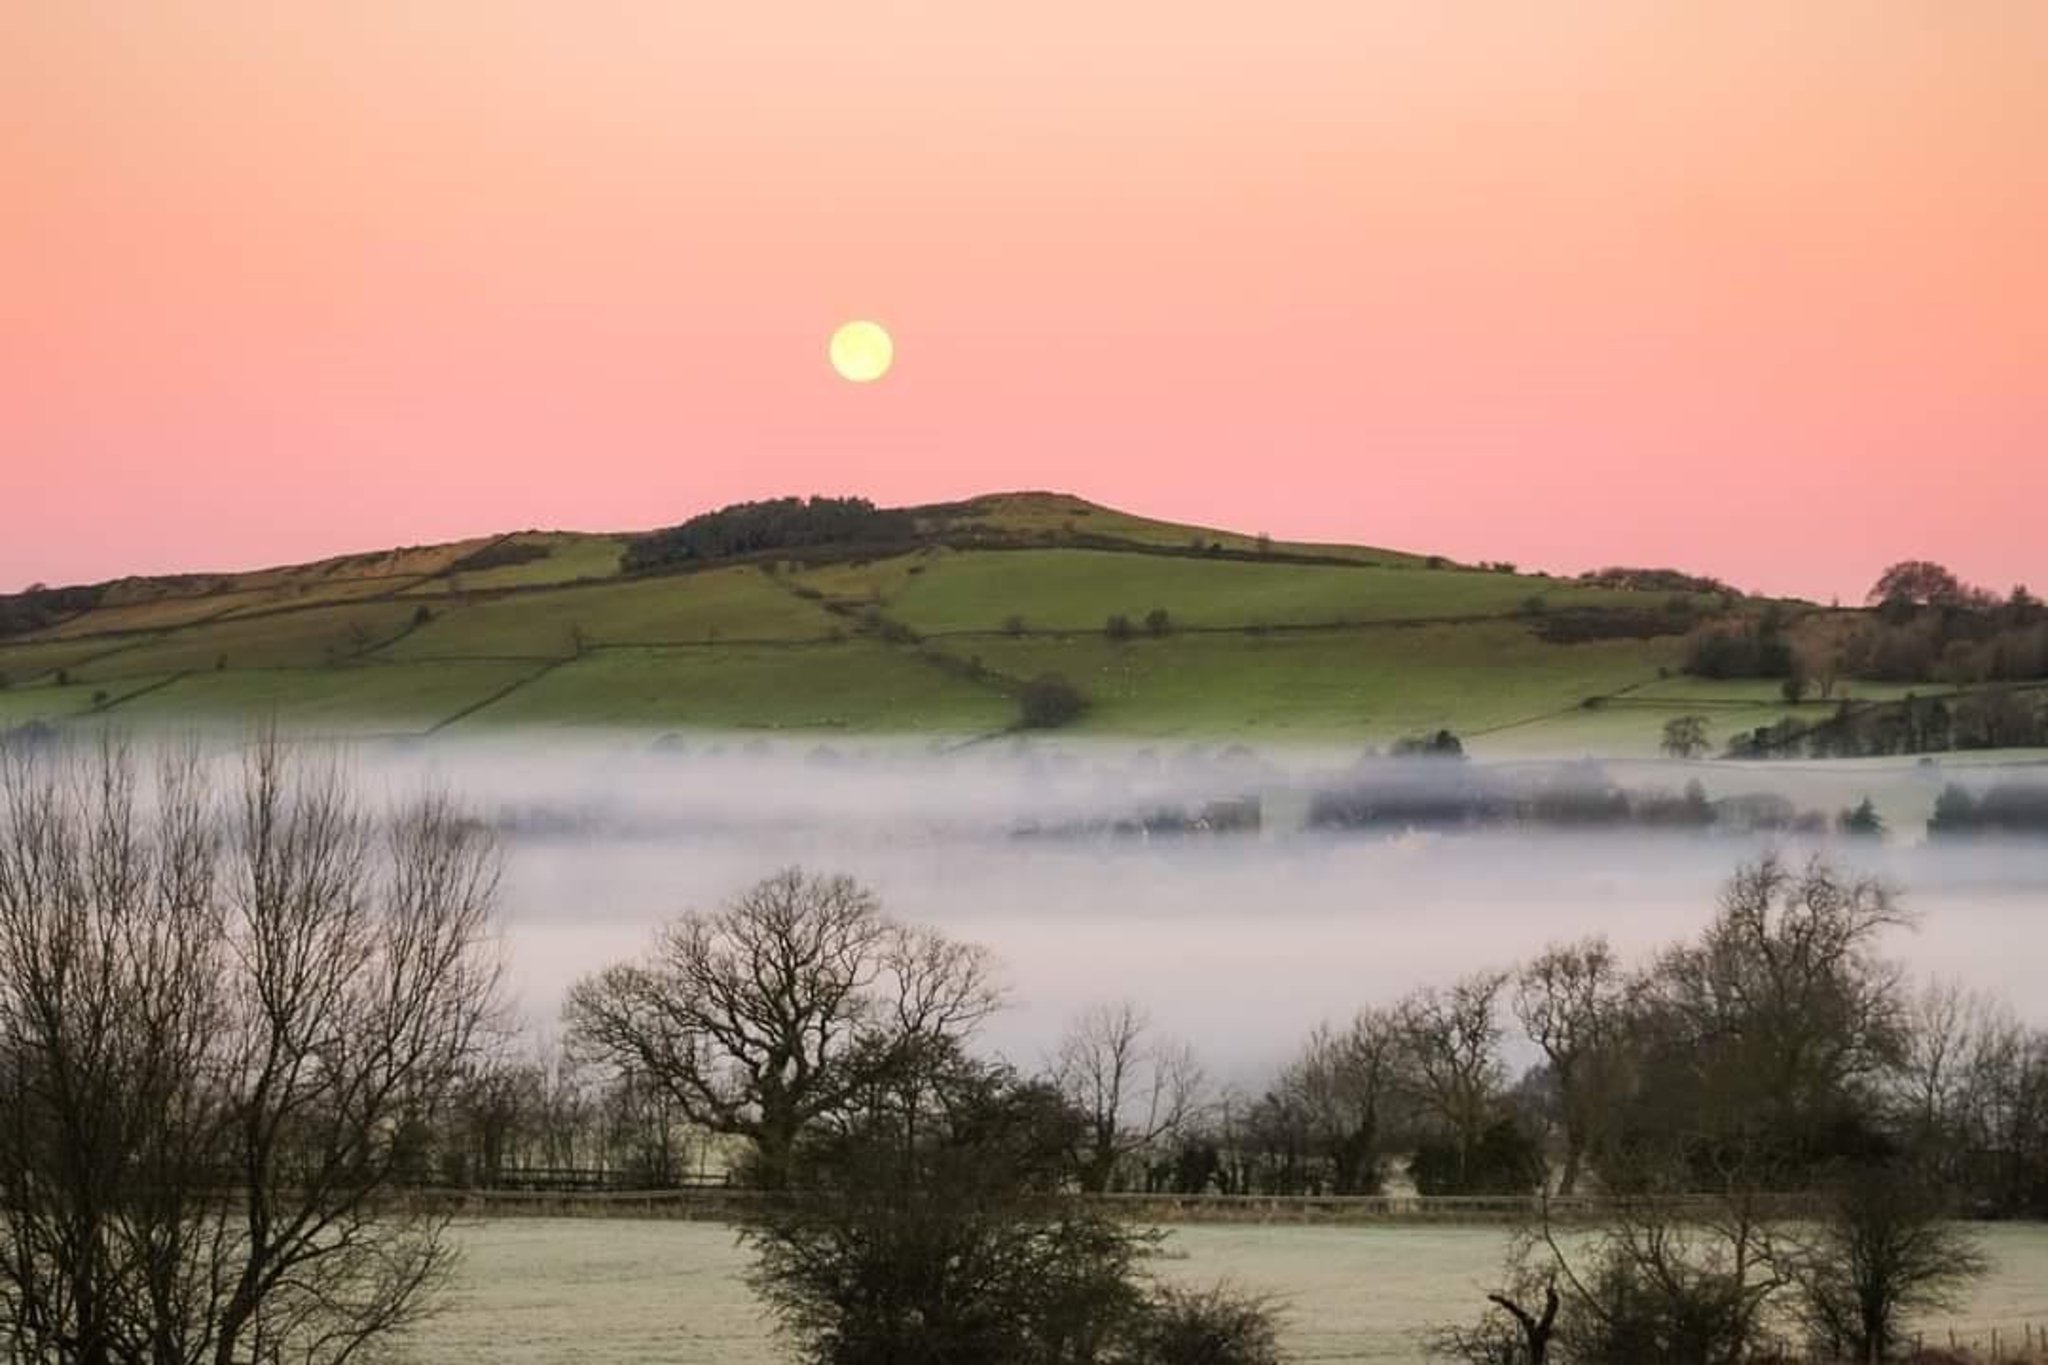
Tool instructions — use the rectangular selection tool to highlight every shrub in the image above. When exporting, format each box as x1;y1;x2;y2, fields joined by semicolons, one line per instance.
1144;608;1172;637
743;1062;1153;1365
1003;614;1027;636
1106;614;1135;641
1019;674;1088;730
1124;1284;1284;1365
1391;730;1464;758
412;604;435;626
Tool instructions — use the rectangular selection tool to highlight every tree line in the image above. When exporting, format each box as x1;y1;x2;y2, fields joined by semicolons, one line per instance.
1721;689;2048;761
621;495;918;573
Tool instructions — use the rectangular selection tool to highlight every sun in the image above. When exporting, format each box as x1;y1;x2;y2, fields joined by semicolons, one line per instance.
829;320;894;383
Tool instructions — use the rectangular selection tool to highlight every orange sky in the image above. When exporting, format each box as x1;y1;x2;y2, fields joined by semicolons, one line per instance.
4;2;2043;599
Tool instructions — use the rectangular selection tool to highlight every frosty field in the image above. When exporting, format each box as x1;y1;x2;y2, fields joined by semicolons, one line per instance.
415;1219;2048;1364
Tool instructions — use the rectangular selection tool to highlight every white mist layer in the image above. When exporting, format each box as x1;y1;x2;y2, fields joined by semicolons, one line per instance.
118;729;2048;1082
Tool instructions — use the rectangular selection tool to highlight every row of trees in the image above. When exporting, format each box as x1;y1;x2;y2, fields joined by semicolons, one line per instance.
1722;689;2048;760
546;856;2046;1362
540;863;2048;1219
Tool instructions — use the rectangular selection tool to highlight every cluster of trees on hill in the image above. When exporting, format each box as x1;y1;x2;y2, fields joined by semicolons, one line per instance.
621;495;917;572
1685;563;2047;696
0;582;101;638
1576;566;1738;597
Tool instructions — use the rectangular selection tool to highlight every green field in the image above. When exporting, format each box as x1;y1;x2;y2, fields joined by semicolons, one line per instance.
965;625;1674;739
870;550;1656;635
472;642;1012;732
115;662;544;729
66;602;427;682
387;569;832;661
0;492;1838;749
0;636;124;686
399;532;632;594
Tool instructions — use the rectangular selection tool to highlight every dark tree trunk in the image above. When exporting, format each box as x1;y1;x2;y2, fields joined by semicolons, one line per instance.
1489;1283;1559;1365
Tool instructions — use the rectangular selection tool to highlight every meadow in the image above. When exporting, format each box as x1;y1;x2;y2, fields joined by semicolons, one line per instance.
416;1219;2048;1364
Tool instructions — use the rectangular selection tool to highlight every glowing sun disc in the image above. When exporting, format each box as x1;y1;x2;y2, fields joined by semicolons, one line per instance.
829;320;894;383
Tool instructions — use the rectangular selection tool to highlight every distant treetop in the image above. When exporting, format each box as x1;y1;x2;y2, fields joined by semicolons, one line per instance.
1867;560;1967;607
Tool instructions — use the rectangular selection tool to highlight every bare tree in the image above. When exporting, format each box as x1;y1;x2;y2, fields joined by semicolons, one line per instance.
1278;1008;1403;1195
1788;1164;1987;1364
1053;1001;1204;1193
1397;972;1511;1191
1514;939;1632;1195
1892;980;2004;1162
1641;855;1912;1178
0;731;501;1365
563;867;999;1188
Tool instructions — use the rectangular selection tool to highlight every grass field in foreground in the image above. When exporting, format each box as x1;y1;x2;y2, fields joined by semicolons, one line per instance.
415;1219;2048;1365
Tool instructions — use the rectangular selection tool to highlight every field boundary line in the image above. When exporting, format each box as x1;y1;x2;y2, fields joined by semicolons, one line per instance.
427;658;573;732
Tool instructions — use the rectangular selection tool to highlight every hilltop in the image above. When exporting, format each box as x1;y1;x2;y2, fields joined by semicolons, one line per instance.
0;493;2039;757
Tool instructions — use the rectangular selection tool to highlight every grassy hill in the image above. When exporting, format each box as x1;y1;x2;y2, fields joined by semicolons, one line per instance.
0;492;1894;754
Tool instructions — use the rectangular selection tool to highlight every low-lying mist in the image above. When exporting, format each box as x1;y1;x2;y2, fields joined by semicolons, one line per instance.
148;728;2048;1080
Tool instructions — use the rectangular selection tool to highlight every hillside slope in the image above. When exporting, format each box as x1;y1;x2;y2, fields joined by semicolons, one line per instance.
0;493;1845;753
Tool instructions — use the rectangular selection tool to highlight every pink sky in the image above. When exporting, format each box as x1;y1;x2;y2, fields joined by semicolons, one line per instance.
4;2;2043;601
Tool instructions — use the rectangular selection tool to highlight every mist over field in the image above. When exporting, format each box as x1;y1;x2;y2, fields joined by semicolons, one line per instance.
225;729;2048;1081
